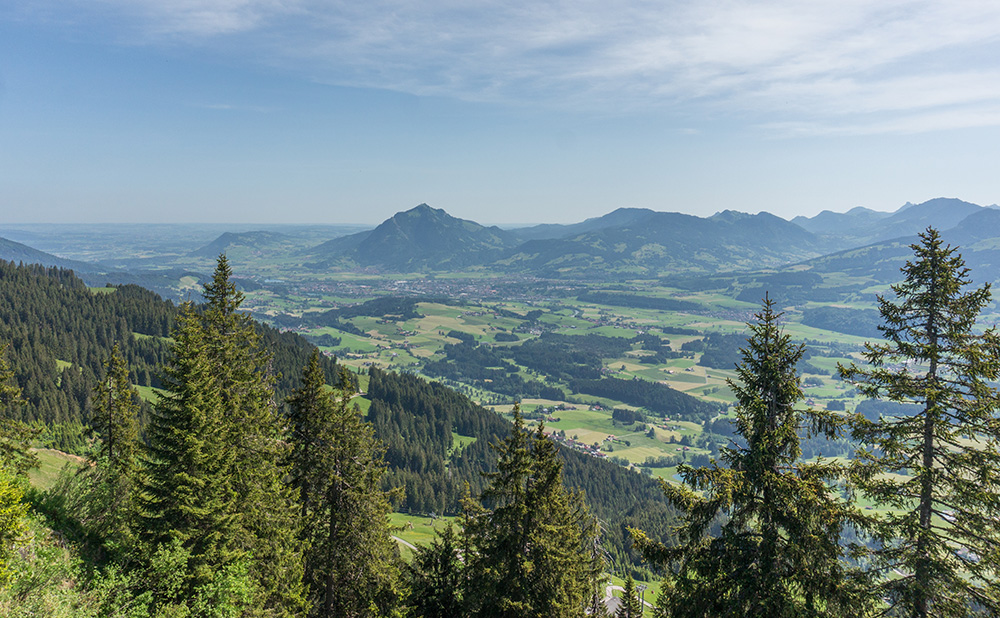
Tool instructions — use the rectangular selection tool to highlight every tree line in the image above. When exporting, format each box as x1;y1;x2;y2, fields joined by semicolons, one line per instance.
0;259;344;450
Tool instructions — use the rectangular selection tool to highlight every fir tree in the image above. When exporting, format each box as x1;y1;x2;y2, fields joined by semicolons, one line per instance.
139;302;238;595
83;343;142;553
200;255;304;615
288;354;401;617
633;296;871;617
840;228;1000;617
404;523;464;618
616;573;643;618
462;407;605;618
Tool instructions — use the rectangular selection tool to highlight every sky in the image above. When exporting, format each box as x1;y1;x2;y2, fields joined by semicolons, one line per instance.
2;1;999;225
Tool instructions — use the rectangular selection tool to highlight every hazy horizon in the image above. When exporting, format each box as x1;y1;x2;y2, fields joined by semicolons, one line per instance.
0;196;993;228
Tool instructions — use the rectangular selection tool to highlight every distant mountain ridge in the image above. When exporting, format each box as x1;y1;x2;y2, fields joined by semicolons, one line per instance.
299;202;828;277
0;236;100;272
306;203;518;271
498;209;822;278
791;198;995;247
509;207;657;242
189;231;294;257
8;196;1000;284
791;207;891;236
797;202;1000;285
303;199;1000;278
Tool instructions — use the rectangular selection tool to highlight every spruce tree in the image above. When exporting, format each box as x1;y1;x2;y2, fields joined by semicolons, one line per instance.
91;344;140;474
199;255;304;615
139;302;237;594
141;256;303;614
616;573;643;618
633;296;871;617
288;354;401;617
840;227;1000;617
404;522;464;618
462;407;605;618
84;343;141;552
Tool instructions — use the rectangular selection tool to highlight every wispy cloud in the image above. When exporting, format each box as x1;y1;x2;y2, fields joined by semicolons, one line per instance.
24;0;1000;133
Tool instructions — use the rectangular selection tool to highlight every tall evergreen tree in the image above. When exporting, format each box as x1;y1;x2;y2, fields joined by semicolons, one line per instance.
199;255;304;615
462;407;605;618
404;522;464;618
288;353;401;617
0;343;29;583
0;343;37;475
91;343;141;474
83;343;142;553
634;296;870;617
141;256;303;615
840;228;1000;617
616;573;643;618
139;302;237;594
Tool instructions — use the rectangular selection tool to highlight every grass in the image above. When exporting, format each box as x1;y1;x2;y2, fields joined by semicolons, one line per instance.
133;384;166;404
388;512;456;561
449;431;477;455
28;448;85;491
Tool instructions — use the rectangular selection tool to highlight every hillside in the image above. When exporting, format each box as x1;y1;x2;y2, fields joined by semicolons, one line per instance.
188;230;295;257
0;260;343;448
508;207;658;242
792;197;993;247
0;236;99;272
500;209;822;278
0;259;674;574
307;203;518;271
791;206;891;236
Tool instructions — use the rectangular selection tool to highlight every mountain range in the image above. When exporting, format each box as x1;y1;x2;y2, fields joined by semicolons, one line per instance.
5;197;1000;283
294;197;1000;279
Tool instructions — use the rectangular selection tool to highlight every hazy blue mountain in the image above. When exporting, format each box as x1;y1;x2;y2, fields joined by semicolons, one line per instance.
508;207;658;241
947;208;1000;246
303;229;374;258
307;203;518;271
188;231;295;257
499;209;822;278
0;236;99;272
875;198;984;240
797;207;1000;286
793;198;988;247
791;206;891;235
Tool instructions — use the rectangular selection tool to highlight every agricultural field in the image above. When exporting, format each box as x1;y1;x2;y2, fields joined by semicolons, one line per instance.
236;278;882;486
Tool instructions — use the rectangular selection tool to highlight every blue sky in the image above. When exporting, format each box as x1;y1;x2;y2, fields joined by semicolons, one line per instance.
2;1;999;225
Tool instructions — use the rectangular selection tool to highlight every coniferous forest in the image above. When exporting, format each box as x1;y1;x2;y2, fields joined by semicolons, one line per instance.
2;227;1000;616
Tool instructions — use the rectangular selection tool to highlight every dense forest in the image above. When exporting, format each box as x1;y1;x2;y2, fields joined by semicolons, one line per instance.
368;367;678;574
570;376;718;421
0;260;346;452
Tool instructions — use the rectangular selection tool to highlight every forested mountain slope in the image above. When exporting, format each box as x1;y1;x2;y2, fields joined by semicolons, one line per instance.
0;259;675;573
367;368;678;571
0;236;98;272
0;260;343;446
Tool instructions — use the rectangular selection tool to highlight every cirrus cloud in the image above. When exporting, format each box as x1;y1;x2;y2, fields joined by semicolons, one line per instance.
17;0;1000;133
